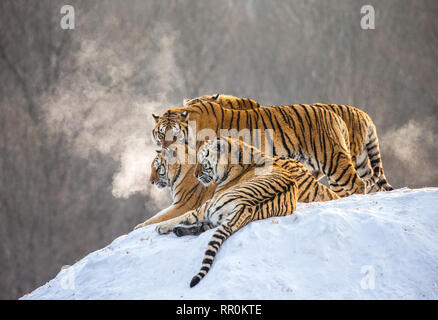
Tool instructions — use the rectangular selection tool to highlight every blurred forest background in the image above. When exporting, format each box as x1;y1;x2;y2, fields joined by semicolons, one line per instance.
0;0;437;299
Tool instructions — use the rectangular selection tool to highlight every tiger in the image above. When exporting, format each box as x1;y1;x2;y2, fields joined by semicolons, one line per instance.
135;138;339;229
133;147;216;229
152;98;370;197
155;137;302;287
183;94;393;193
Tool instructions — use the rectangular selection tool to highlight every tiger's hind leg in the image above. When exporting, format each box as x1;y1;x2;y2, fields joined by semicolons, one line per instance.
355;149;373;181
362;126;394;192
354;148;394;193
294;172;339;202
354;148;380;193
368;172;394;192
325;152;366;197
377;172;394;191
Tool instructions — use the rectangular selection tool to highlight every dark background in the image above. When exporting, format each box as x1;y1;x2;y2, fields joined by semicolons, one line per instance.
1;0;437;299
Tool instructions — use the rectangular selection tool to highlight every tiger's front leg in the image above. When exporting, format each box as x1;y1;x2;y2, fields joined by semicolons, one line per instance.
134;204;186;230
171;204;214;236
155;211;194;235
156;203;208;235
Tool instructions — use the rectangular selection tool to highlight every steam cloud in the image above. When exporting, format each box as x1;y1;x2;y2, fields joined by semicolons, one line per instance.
42;25;182;208
382;119;438;187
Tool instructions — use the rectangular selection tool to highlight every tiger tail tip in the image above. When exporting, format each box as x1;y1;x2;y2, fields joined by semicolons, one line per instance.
190;275;202;288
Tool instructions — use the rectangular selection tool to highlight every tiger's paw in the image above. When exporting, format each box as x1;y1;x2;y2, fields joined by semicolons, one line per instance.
173;223;212;237
173;225;200;237
173;227;185;237
155;222;175;235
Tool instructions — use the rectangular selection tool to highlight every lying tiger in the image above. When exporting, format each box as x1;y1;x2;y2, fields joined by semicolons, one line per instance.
134;147;216;229
152;97;371;197
183;94;393;193
134;141;339;229
156;137;338;287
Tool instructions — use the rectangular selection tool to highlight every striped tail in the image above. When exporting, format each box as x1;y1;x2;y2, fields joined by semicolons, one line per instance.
190;223;233;288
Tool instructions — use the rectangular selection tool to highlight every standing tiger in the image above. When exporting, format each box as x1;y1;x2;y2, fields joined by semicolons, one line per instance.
183;94;393;193
152;98;371;197
135;140;339;229
156;137;303;287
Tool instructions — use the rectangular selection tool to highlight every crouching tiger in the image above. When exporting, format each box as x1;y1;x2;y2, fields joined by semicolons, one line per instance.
156;137;338;287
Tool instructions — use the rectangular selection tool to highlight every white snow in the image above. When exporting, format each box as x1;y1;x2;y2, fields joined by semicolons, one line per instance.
22;188;438;300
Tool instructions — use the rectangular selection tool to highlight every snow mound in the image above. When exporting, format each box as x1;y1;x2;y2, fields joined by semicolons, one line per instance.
22;188;438;299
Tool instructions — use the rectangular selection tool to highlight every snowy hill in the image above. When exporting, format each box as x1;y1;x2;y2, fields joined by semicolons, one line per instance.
22;188;438;300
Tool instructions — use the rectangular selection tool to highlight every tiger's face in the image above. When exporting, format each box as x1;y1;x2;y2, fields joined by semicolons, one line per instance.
150;153;169;189
152;110;189;149
195;139;228;186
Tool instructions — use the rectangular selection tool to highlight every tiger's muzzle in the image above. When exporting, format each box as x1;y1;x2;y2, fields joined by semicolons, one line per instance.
195;163;214;186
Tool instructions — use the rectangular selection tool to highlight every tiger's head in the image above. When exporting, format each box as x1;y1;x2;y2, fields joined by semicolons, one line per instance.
195;138;230;186
195;137;267;186
152;109;190;149
149;151;169;189
154;96;254;150
150;145;189;189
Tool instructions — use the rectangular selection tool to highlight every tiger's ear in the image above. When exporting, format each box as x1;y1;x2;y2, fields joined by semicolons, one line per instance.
152;113;160;122
183;98;190;107
211;94;219;100
181;110;189;118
